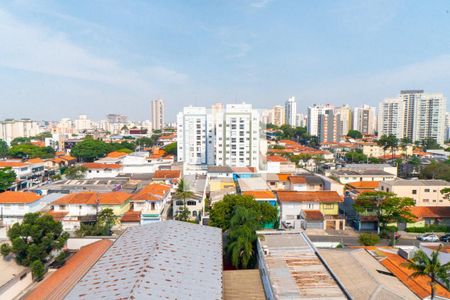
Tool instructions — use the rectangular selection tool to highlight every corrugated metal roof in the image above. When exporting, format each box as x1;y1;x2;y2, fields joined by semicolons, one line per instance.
65;221;222;300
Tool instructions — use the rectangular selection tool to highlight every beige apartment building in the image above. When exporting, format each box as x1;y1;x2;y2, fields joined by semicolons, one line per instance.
380;179;450;206
361;143;413;158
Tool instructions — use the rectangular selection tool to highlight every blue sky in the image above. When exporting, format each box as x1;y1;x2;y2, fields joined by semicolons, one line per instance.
0;0;450;121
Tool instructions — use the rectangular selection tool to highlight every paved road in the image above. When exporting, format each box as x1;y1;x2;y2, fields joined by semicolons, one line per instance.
308;234;427;247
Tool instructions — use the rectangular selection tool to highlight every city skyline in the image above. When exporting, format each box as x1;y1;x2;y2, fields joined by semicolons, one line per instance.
1;1;450;121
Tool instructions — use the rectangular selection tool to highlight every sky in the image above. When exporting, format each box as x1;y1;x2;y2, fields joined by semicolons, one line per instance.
0;0;450;122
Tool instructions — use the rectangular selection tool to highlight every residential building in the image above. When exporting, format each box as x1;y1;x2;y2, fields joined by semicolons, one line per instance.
308;104;333;136
65;221;223;300
287;174;324;191
318;107;341;143
172;174;207;220
0;191;46;225
330;169;396;184
269;105;285;126
277;191;345;230
336;104;353;137
378;97;405;138
0;118;41;144
82;163;122;179
404;207;450;229
151;98;164;131
129;183;171;223
353;105;377;135
242;190;277;206
152;169;181;185
266;155;296;173
177;103;263;169
296;113;306;127
380;179;450;206
50;191;131;231
378;91;446;145
257;231;346;299
284;96;296;127
0;160;45;190
74;115;94;133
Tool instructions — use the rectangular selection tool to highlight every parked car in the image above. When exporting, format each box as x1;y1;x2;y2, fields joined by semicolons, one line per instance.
417;233;439;242
440;234;450;242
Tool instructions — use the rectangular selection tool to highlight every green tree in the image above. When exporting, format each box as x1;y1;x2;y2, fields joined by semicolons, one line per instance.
70;139;110;162
164;142;177;156
174;179;195;221
0;139;8;158
420;160;450;181
402;245;450;299
353;191;415;233
9;144;55;159
422;137;441;150
441;188;450;200
358;233;380;246
135;135;161;148
226;206;258;269
63;166;87;180
209;194;278;231
30;260;46;281
345;150;367;163
0;167;16;191
76;208;117;237
10;137;32;146
33;132;52;141
347;130;363;139
1;213;69;268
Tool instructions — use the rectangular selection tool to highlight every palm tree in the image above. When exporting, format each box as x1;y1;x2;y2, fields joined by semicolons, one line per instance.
377;135;389;158
402;245;450;299
174;179;194;221
226;206;258;269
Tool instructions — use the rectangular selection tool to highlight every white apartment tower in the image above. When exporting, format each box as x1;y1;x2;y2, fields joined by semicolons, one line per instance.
177;103;262;169
378;91;446;144
269;105;285;127
353;105;377;135
335;105;353;136
307;104;334;136
0;119;41;144
285;97;297;127
378;98;405;138
151;99;164;131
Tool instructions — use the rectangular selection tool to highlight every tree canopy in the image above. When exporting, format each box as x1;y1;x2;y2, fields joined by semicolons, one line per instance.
345;150;367;163
76;208;117;237
0;213;69;279
8;144;55;159
64;165;87;180
209;194;278;231
353;191;415;232
164;142;177;156
135;135;161;148
347;130;362;139
0;167;16;191
70;139;110;162
0;139;8;158
420;160;450;181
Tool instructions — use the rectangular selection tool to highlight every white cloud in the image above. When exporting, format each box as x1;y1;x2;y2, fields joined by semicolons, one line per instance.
0;9;188;92
250;0;273;9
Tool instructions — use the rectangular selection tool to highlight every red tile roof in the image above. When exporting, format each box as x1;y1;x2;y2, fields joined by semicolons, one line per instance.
288;175;306;184
0;161;27;167
27;158;44;164
24;240;113;300
267;155;289;163
408;206;450;221
131;183;171;201
346;181;381;189
46;210;68;221
106;151;128;158
277;174;291;182
0;191;41;204
242;190;276;199
303;210;324;221
380;250;450;299
82;163;121;169
153;169;181;179
277;191;343;203
51;191;131;205
120;210;141;223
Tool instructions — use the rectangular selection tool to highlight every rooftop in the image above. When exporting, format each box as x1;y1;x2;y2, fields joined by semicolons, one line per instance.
408;206;450;221
223;270;265;300
277;191;343;203
303;210;324;221
153;169;181;179
207;165;233;173
346;181;381;189
242;190;276;199
332;169;394;176
65;221;223;300
81;163;121;169
237;177;269;191
319;248;418;300
0;191;41;204
130;183;171;201
51;191;131;205
23;240;113;300
258;231;345;299
382;179;449;187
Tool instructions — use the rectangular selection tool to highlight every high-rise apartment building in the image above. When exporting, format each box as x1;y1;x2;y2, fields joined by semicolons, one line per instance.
335;105;353;137
378;91;446;144
307;104;334;136
285;97;297;127
151;99;164;131
378;98;405;138
0;119;41;144
317;108;342;143
74;115;94;133
353;105;376;135
269;105;285;127
296;113;306;127
177;103;262;169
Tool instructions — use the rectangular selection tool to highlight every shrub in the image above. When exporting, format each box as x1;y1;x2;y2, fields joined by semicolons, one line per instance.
53;252;67;268
358;233;380;246
0;243;11;256
405;225;450;233
30;260;46;281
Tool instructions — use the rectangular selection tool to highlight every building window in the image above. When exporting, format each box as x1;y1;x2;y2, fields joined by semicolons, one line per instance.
323;204;333;209
424;189;430;192
412;190;417;195
423;199;429;202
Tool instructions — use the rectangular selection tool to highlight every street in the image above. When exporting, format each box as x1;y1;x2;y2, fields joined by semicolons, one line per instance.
308;234;446;247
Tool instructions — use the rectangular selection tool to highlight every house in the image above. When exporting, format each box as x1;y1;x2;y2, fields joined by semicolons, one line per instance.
152;169;181;185
237;177;269;192
380;179;450;206
48;155;76;169
0;191;41;225
129;183;171;223
287;174;324;191
345;181;380;197
49;191;131;231
0;160;45;190
277;191;345;230
398;206;450;230
173;174;207;221
82;163;122;179
65;221;223;300
329;169;396;184
266;155;296;173
207;166;233;178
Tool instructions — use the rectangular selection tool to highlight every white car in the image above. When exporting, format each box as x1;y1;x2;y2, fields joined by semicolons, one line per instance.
417;233;439;242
